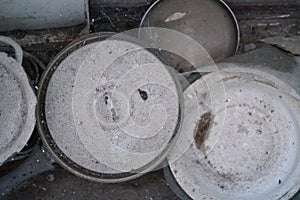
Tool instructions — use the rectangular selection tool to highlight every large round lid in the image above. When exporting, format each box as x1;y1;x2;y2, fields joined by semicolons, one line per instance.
37;33;182;182
168;67;300;199
0;52;36;165
140;0;239;72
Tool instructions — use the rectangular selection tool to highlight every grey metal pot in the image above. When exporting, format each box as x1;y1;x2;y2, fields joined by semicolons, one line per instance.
0;36;36;166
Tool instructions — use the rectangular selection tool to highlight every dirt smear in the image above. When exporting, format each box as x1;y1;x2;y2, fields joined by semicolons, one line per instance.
194;111;214;152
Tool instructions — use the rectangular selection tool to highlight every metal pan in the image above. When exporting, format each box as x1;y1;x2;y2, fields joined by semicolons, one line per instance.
140;0;240;72
166;63;300;199
36;32;183;183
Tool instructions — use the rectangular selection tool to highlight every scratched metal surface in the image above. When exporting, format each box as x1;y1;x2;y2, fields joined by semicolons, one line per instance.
0;0;300;200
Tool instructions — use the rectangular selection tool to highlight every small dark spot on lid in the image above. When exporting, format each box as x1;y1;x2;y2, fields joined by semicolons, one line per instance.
196;160;200;164
109;51;112;54
266;151;268;155
138;89;148;101
96;87;99;92
271;110;274;113
248;112;252;116
279;95;282;98
201;93;207;98
104;95;109;105
278;179;281;184
219;185;225;189
174;169;178;174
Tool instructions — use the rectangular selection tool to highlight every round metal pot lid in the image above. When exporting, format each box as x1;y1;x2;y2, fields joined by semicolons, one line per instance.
37;33;182;182
167;67;300;200
140;0;240;72
0;52;36;165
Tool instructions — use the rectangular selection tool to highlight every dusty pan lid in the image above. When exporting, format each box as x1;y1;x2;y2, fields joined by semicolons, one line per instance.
37;33;182;182
140;0;240;72
167;67;300;199
0;52;36;165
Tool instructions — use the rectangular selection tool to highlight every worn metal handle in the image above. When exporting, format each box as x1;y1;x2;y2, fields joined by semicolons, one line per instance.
0;36;23;64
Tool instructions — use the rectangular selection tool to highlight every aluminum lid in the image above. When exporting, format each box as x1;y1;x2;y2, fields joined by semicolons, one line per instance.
37;33;182;182
0;52;36;165
168;67;300;199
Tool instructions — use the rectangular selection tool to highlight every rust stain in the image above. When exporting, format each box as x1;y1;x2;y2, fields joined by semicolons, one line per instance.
222;75;241;82
194;111;213;151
